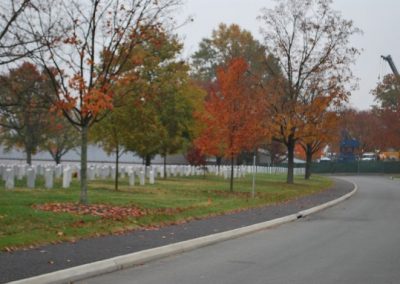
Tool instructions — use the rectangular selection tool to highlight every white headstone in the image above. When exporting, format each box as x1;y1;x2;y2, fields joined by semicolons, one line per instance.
2;165;7;181
37;164;44;176
128;170;135;186
95;165;101;178
139;170;145;185
223;167;229;179
149;170;155;184
45;168;54;189
17;165;25;180
62;167;71;188
55;164;63;179
27;167;35;188
5;168;14;190
120;166;126;178
88;166;95;181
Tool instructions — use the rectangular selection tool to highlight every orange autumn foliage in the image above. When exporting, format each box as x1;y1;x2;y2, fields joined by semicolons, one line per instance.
195;58;267;159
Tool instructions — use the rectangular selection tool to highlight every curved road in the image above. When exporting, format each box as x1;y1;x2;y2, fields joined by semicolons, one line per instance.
78;176;400;284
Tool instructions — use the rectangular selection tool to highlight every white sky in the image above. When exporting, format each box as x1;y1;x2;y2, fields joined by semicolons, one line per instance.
175;0;400;110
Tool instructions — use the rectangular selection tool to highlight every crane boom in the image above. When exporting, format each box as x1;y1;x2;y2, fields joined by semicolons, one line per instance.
381;55;400;77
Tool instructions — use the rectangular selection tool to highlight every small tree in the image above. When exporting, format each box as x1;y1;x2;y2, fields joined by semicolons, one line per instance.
0;62;53;164
186;145;207;176
41;114;79;164
195;58;266;192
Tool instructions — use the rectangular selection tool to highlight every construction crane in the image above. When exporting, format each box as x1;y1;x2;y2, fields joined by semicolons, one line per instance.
381;55;400;77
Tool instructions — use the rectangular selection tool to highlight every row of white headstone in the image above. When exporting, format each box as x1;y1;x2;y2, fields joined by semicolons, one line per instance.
0;163;305;190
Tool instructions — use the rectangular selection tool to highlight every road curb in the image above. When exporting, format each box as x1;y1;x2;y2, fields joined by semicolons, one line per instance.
297;181;358;218
8;181;358;284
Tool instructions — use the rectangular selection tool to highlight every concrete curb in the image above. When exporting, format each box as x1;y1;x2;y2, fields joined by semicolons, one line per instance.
8;182;358;284
297;181;358;218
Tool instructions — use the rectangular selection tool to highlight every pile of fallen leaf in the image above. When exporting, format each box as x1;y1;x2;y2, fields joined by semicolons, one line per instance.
32;203;145;220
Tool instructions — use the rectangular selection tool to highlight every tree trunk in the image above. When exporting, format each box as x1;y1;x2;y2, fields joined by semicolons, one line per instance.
145;154;151;177
26;146;32;165
305;144;313;180
216;156;222;173
286;137;295;184
55;154;61;165
163;154;167;179
145;154;151;166
114;145;119;191
25;115;32;165
80;124;89;204
229;156;234;192
25;133;32;165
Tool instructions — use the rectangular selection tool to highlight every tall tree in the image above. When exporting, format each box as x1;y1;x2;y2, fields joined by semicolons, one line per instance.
195;58;266;192
0;0;59;65
339;108;387;154
259;0;360;183
191;23;268;82
372;74;400;111
371;73;400;151
191;23;274;168
27;0;182;204
0;62;53;164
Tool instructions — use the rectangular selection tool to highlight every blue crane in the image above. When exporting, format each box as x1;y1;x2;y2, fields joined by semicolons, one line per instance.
381;55;400;77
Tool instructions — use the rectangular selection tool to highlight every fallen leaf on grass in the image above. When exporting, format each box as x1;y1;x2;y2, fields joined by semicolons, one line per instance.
4;247;14;252
32;203;145;220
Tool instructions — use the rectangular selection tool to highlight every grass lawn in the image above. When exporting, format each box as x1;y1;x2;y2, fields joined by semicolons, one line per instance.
0;174;332;251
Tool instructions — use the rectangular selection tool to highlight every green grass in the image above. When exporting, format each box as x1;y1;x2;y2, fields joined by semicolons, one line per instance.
0;174;332;251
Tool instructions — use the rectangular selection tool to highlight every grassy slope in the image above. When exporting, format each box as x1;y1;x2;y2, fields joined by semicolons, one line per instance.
0;174;332;250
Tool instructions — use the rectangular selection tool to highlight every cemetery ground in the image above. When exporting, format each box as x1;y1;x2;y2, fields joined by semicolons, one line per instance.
0;174;332;252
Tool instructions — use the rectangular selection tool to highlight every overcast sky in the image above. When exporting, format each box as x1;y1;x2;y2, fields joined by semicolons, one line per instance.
175;0;400;110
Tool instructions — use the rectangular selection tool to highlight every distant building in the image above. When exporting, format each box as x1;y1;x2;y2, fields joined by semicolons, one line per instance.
0;144;189;165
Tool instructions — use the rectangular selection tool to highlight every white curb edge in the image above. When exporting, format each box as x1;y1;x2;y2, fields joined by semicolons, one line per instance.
8;181;358;284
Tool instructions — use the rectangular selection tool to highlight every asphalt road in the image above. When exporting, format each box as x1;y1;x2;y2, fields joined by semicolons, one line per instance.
78;176;400;284
0;177;352;283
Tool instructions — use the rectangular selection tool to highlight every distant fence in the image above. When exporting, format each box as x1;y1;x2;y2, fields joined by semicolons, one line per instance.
311;161;400;174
